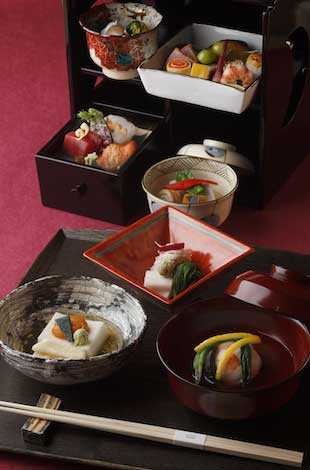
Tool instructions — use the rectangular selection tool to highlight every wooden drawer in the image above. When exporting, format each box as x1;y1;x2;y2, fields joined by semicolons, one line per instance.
35;105;168;225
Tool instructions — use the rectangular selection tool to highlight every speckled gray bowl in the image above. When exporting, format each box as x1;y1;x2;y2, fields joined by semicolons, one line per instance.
0;275;146;385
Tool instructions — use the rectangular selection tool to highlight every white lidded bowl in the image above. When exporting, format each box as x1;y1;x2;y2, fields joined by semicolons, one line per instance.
142;156;238;226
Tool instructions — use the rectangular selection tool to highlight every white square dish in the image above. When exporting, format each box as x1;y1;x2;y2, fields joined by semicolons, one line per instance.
138;23;263;114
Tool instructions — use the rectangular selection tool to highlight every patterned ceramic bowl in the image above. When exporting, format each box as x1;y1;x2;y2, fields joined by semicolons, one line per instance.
0;276;146;385
142;156;238;226
80;3;162;79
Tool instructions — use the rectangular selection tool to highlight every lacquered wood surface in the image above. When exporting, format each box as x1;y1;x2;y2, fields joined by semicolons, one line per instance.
0;229;309;469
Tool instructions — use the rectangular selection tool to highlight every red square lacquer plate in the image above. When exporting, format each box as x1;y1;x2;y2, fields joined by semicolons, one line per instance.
84;206;254;305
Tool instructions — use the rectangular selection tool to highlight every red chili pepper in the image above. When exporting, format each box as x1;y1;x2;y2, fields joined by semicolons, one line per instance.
157;242;185;252
164;179;218;190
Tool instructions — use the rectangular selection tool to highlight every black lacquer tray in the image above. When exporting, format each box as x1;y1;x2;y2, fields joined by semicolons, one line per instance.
0;229;310;470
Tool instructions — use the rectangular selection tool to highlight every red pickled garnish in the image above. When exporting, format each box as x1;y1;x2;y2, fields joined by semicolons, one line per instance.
158;242;185;252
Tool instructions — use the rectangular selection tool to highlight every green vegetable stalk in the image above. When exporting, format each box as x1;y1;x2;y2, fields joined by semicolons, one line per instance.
171;262;202;298
240;344;252;385
193;337;247;385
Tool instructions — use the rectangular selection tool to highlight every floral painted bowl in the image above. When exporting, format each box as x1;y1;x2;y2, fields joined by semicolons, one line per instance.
142;156;238;226
80;3;162;80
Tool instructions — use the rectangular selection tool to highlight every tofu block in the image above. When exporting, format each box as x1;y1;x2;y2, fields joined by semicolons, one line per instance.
144;270;173;298
32;312;109;359
190;63;216;79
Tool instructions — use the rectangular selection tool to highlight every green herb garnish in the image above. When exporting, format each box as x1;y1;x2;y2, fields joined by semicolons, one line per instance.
171;262;202;298
187;184;207;195
77;108;104;123
176;169;193;181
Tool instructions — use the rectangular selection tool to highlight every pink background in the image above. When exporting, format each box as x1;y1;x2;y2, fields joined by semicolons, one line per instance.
0;0;309;468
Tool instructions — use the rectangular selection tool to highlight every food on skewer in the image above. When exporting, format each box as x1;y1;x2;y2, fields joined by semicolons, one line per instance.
212;40;229;83
193;332;262;386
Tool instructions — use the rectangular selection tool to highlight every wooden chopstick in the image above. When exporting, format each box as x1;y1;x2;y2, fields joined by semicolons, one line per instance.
0;400;303;467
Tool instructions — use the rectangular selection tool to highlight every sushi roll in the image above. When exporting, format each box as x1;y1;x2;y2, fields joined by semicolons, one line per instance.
166;58;192;75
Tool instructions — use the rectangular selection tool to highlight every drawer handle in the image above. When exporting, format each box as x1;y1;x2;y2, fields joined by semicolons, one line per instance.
70;183;87;195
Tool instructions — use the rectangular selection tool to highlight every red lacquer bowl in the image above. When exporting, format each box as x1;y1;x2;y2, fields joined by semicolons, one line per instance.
156;297;310;420
226;265;310;322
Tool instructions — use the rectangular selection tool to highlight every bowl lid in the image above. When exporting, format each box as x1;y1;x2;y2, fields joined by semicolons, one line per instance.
177;140;254;174
225;264;310;322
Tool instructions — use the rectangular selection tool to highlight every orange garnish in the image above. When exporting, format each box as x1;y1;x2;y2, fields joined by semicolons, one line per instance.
52;315;89;340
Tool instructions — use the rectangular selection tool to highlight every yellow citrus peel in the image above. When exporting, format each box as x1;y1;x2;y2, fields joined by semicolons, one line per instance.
215;334;261;381
194;332;254;353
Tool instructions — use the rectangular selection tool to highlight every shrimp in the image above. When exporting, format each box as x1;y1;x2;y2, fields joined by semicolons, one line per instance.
220;60;254;89
96;140;137;171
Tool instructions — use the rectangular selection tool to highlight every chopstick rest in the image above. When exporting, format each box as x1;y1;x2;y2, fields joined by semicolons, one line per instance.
21;393;62;445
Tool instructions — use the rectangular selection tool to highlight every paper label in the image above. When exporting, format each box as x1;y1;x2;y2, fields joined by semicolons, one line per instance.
173;430;206;450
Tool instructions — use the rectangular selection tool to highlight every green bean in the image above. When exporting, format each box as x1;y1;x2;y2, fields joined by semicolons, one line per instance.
240;344;251;385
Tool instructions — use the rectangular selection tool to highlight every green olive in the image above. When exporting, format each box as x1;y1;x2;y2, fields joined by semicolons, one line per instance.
197;49;217;65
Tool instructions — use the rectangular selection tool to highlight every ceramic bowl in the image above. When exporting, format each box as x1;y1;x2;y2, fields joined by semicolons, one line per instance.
0;275;146;385
142;156;238;226
79;3;162;80
84;206;253;305
157;297;310;420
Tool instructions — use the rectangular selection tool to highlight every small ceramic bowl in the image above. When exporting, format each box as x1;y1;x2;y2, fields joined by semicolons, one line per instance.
80;3;162;80
142;156;238;226
0;275;146;385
